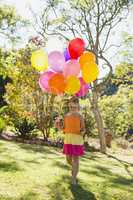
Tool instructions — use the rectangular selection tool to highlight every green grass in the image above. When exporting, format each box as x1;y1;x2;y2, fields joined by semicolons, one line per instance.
0;140;133;200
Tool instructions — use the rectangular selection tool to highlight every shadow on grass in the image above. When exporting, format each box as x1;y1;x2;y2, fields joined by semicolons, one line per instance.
0;161;21;172
113;175;133;186
81;154;100;161
22;159;41;164
81;168;108;181
0;147;7;153
106;153;133;178
52;160;69;170
0;141;7;153
106;153;133;166
17;142;58;155
70;184;97;200
0;196;14;200
19;191;39;200
47;175;97;200
82;164;133;193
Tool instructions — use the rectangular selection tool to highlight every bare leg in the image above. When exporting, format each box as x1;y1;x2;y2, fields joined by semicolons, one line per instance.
72;156;79;185
66;155;72;166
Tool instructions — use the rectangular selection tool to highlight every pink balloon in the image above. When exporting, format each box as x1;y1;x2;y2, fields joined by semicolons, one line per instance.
48;51;65;72
76;77;90;97
63;59;80;77
39;71;55;92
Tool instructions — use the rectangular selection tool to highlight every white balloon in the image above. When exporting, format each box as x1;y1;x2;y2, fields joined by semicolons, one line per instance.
46;37;64;53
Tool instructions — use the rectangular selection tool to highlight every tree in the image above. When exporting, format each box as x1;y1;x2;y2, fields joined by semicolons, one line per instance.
115;62;133;85
0;4;27;108
119;32;133;63
0;75;12;107
100;62;133;136
101;77;118;96
29;0;131;152
0;4;28;47
5;46;57;140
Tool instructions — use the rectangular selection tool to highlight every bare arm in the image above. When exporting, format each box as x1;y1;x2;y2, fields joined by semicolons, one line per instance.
60;115;67;133
80;115;86;136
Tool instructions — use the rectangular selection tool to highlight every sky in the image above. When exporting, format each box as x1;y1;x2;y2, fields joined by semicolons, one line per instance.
1;0;133;77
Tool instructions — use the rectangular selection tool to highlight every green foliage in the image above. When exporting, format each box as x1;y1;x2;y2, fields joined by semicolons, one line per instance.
100;71;133;137
0;106;8;133
4;46;58;139
0;4;28;44
0;117;5;134
0;104;36;138
120;32;133;62
0;105;8;115
13;117;36;139
0;76;12;107
81;102;95;137
0;4;28;76
102;77;118;96
99;61;133;137
0;5;20;31
0;49;15;77
114;62;133;85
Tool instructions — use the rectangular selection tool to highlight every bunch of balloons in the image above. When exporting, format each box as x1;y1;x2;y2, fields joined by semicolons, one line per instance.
31;38;99;97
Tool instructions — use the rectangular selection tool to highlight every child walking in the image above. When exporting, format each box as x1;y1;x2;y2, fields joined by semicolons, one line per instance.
63;96;85;185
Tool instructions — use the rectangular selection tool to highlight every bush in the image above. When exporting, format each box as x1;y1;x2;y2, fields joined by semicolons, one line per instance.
0;117;5;134
81;105;95;137
2;107;37;139
13;117;36;139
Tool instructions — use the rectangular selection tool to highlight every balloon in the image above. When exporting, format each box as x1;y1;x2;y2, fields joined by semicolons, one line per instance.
48;51;65;72
76;77;90;97
82;62;99;83
68;38;85;59
64;48;71;61
39;71;55;92
79;51;96;68
46;37;64;53
48;73;66;94
31;50;48;72
63;59;80;77
65;76;80;95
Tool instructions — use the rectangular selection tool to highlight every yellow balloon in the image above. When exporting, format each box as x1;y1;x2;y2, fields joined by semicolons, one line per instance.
65;76;80;95
31;50;48;71
82;62;99;83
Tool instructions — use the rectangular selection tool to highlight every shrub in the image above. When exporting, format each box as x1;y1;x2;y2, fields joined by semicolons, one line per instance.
0;117;5;134
2;107;37;139
81;105;95;137
13;117;36;139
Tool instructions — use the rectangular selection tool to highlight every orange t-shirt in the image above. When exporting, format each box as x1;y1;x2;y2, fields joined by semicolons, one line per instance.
64;114;81;134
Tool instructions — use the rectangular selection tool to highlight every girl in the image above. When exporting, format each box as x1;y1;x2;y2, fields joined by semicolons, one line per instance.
63;96;85;185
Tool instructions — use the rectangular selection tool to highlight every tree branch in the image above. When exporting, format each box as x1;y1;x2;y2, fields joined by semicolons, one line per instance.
97;53;113;91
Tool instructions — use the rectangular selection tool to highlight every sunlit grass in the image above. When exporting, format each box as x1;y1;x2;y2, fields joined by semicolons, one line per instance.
0;140;133;200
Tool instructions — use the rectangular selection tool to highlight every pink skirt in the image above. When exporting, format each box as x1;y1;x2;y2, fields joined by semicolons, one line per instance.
63;133;84;156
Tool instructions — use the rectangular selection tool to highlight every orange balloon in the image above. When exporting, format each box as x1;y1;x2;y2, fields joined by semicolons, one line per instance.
79;51;96;68
48;73;66;94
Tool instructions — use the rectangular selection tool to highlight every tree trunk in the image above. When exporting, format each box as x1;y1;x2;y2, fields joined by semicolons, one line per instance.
42;129;48;141
90;90;106;153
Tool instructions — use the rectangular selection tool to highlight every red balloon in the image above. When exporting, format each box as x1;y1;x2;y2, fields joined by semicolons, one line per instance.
68;38;85;59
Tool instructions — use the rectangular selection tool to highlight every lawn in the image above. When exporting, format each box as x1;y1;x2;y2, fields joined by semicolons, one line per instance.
0;139;133;200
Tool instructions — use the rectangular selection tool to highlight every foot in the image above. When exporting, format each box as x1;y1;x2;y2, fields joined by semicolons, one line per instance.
71;177;77;185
